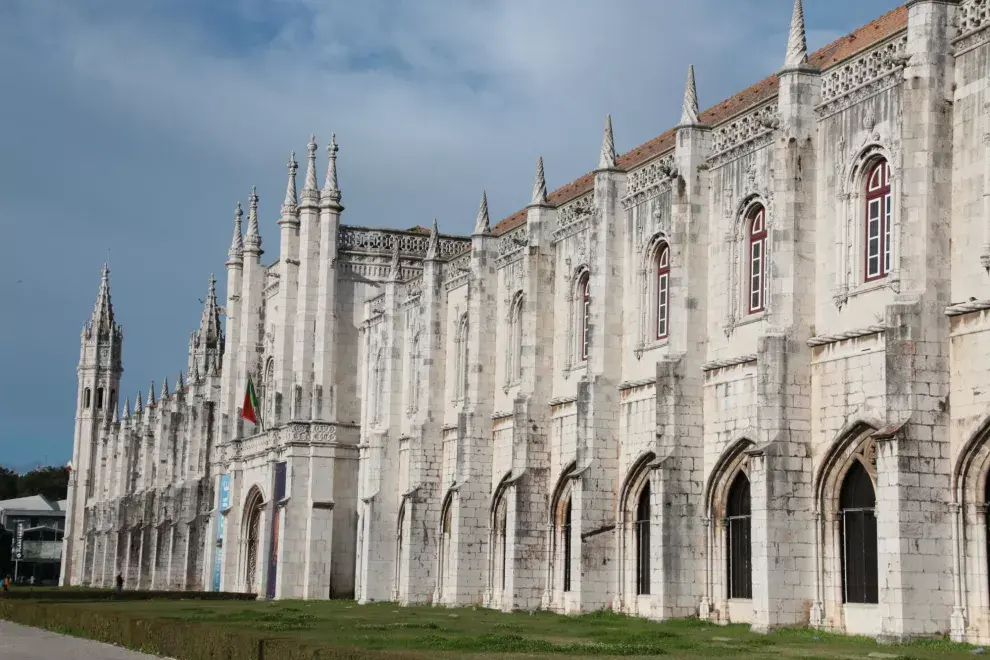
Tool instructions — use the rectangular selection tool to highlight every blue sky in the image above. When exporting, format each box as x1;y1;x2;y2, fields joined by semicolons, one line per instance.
0;0;903;472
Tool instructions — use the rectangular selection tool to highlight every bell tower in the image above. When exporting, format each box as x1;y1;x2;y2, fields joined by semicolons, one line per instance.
61;264;123;585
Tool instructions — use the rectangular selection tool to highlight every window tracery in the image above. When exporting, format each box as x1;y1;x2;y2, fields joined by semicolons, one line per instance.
864;159;892;282
655;244;670;340
747;206;768;314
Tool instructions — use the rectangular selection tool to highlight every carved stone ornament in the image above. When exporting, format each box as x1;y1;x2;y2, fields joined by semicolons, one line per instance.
816;35;908;119
709;101;779;169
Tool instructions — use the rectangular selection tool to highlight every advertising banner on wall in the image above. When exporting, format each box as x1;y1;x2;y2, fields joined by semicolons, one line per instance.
13;521;24;560
212;474;231;592
266;461;287;600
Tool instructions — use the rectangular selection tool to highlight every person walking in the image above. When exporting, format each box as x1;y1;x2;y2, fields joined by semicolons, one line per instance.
115;573;124;593
2;575;11;592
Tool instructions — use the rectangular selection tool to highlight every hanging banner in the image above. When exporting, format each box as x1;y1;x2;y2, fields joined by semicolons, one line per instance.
13;521;24;560
212;474;231;592
266;461;287;600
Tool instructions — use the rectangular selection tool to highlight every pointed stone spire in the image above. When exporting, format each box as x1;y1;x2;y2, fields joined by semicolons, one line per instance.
388;243;401;281
193;360;201;384
90;263;116;338
679;65;700;126
303;135;320;203
244;186;262;253
135;391;143;414
161;376;169;399
280;151;298;217
177;371;185;392
112;403;120;424
425;219;440;260
598;114;617;170
783;0;808;70
531;157;548;206
227;202;244;264
147;382;156;407
123;397;131;419
198;274;222;349
321;133;342;206
474;190;491;235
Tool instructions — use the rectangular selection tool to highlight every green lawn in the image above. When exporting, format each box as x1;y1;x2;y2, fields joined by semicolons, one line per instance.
46;598;984;659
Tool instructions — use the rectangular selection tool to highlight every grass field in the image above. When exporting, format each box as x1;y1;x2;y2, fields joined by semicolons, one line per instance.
38;598;985;659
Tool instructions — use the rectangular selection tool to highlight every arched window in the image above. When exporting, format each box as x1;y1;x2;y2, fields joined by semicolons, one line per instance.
578;272;591;361
492;493;508;599
747;206;768;314
438;497;453;598
562;497;573;592
109;389;116;412
454;315;469;402
507;294;524;383
635;481;651;595
243;487;264;593
97;387;105;410
864;159;892;281
726;471;752;600
840;461;878;604
656;244;670;340
84;388;91;409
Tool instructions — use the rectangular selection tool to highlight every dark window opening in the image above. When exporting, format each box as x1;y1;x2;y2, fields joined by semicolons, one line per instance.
563;498;573;592
727;471;752;600
840;460;878;604
636;481;651;595
97;387;105;410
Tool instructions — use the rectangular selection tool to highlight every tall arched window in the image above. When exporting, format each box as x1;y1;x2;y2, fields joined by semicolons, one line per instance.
562;497;573;592
840;461;878;604
492;493;508;599
84;388;91;409
507;294;524;383
726;471;752;600
97;387;105;410
656;244;670;340
438;497;453;598
635;482;651;595
747;206;768;314
865;159;892;281
578;272;591;361
455;315;469;402
243;487;264;593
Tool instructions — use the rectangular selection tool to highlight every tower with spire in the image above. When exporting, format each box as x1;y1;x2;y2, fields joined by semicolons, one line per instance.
62;264;124;586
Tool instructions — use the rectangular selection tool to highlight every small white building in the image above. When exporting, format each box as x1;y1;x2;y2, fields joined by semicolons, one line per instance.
1;495;66;584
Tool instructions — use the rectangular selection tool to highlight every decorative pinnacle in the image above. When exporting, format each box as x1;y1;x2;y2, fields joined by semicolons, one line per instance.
531;157;548;206
147;382;156;406
302;135;320;202
281;151;298;216
227;202;244;263
91;263;116;337
244;186;262;253
123;397;131;418
598;114;616;170
112;403;120;424
161;376;169;399
474;190;491;235
680;64;700;126
784;0;808;70
425;219;440;260
388;243;401;281
322;133;341;204
135;391;143;414
177;371;185;391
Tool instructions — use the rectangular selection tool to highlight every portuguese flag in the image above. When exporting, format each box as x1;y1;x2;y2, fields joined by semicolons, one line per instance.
242;377;260;426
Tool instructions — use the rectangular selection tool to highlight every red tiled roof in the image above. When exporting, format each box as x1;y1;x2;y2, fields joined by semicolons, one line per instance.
490;5;908;236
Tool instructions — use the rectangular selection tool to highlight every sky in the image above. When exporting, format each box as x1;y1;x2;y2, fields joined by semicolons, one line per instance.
0;0;904;472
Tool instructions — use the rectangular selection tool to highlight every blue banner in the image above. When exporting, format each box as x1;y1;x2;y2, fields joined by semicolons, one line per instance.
212;474;231;592
266;462;287;600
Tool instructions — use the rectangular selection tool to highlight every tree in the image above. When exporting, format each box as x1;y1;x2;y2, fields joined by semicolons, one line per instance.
0;467;17;500
17;466;70;502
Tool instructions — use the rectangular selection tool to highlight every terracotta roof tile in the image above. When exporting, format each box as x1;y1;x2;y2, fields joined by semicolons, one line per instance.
491;5;908;237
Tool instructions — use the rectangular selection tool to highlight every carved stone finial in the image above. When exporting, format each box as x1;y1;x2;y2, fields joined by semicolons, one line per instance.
281;151;298;217
474;190;491;235
598;114;617;170
784;0;809;70
426;219;440;260
388;243;401;281
679;64;700;126
135;391;143;414
531;156;548;206
303;135;320;202
244;186;263;254
123;397;131;419
322;133;342;205
147;381;156;406
227;202;244;263
177;371;185;392
161;376;170;399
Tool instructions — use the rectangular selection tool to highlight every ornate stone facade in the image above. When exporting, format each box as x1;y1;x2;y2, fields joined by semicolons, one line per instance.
62;0;990;644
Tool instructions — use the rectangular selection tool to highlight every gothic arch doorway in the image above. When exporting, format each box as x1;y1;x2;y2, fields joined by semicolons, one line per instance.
242;486;264;593
726;471;752;601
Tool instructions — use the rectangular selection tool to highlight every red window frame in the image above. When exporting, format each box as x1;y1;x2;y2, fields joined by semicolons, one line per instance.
656;244;670;339
579;273;590;361
864;160;891;282
748;206;768;314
